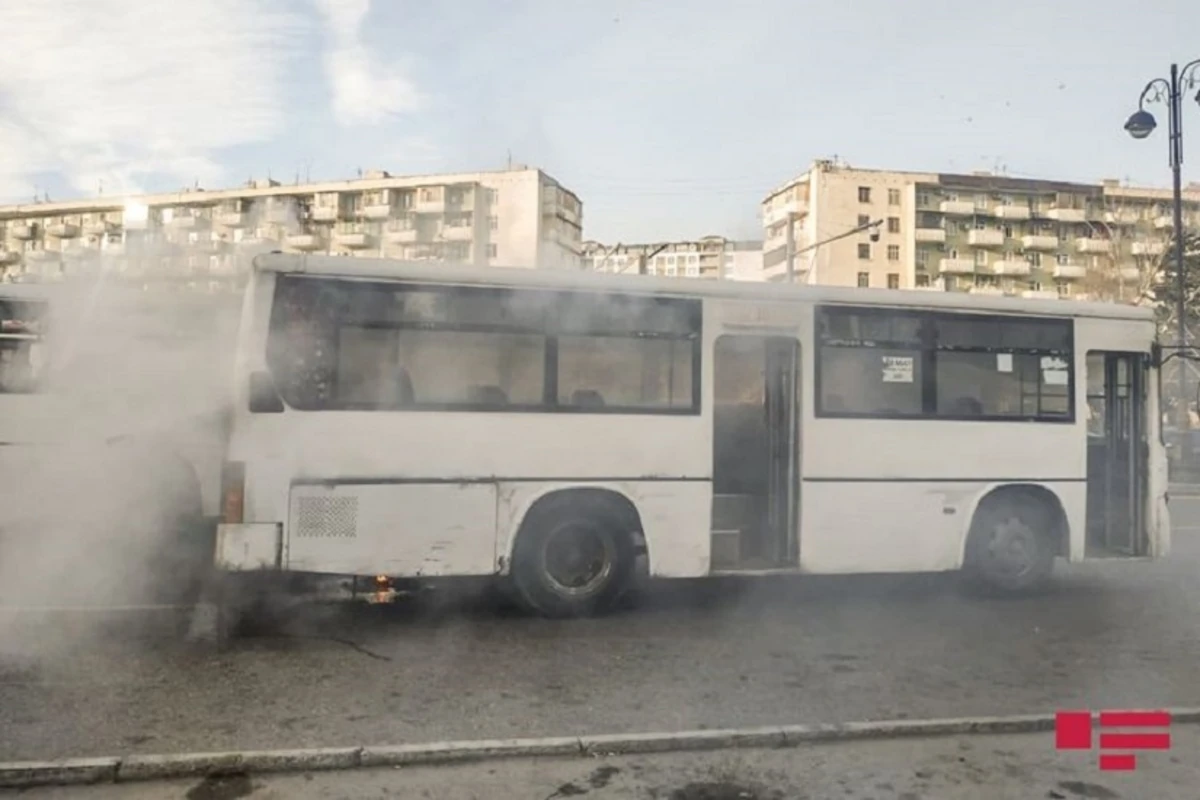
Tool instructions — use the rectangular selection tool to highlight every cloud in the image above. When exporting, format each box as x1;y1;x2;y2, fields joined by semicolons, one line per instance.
314;0;423;126
0;0;308;200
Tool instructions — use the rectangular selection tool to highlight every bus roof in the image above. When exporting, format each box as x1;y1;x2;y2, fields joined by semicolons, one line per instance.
253;253;1157;323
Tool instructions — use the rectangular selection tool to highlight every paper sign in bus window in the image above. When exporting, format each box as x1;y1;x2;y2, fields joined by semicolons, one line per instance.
996;353;1013;373
881;355;914;383
1041;356;1070;386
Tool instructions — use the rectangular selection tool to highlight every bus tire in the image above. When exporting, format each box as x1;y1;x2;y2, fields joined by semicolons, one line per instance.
962;493;1057;594
510;496;635;618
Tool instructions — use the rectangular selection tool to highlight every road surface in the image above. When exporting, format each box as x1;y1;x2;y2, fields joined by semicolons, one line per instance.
2;498;1199;763
12;728;1199;799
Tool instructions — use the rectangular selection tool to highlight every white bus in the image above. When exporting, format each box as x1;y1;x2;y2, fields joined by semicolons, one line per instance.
0;278;238;607
207;253;1169;628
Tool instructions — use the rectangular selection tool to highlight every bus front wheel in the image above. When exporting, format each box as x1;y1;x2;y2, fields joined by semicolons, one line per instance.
509;498;634;618
963;496;1057;594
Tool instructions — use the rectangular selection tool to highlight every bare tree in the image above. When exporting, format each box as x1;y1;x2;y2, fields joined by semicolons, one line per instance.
1079;200;1169;314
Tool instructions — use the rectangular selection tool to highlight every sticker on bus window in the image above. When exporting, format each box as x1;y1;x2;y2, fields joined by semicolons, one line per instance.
881;355;914;383
996;353;1013;373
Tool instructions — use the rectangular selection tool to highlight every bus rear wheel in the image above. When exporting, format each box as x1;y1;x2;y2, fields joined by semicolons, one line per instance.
963;498;1057;594
510;499;634;618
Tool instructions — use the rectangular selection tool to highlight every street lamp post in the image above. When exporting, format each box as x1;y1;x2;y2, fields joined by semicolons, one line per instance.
1125;58;1200;432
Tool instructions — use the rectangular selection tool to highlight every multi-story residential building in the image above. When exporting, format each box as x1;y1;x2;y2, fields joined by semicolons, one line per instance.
581;237;763;280
761;159;1200;299
0;166;582;283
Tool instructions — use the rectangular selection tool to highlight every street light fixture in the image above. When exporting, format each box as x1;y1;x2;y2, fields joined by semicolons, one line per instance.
1125;58;1200;431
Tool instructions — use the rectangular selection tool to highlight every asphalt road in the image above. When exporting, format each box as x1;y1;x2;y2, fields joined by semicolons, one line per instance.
15;728;1200;799
2;498;1200;763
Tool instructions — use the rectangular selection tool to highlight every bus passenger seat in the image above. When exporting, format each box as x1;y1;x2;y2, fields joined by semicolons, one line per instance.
570;389;605;408
469;385;509;405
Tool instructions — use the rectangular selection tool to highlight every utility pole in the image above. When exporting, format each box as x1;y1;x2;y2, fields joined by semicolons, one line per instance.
638;243;670;275
1125;56;1200;434
782;218;883;283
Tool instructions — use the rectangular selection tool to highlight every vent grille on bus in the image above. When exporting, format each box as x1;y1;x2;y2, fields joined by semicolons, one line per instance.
294;496;359;538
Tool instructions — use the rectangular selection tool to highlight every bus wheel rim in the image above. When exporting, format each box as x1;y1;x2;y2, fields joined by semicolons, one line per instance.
985;517;1037;579
542;523;615;597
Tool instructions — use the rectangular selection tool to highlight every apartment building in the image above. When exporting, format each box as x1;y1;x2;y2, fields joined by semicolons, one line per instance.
582;237;763;280
0;166;583;283
762;159;1200;299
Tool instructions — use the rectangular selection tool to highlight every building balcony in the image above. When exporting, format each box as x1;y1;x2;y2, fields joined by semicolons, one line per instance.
25;249;60;263
762;199;809;228
123;217;150;230
992;260;1032;276
168;215;207;230
968;229;1005;247
1154;215;1174;230
1021;234;1059;250
994;205;1031;220
335;231;373;248
1046;207;1086;223
914;228;945;243
1132;241;1166;256
1075;238;1111;254
216;212;247;228
0;250;19;264
440;224;474;241
9;223;35;239
1052;264;1088;280
939;258;976;274
414;196;445;214
1104;209;1140;225
362;204;393;220
939;200;976;215
384;226;418;243
45;222;79;238
286;233;324;251
311;206;339;222
82;220;117;236
1119;266;1143;282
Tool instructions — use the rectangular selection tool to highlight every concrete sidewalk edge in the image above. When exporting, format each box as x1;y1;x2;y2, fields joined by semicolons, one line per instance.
4;708;1198;789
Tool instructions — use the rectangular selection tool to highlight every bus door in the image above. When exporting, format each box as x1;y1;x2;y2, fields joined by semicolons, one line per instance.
711;335;799;570
1085;351;1148;556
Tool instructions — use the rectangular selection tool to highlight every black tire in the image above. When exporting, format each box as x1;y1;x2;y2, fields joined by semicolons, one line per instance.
963;497;1057;594
510;496;635;618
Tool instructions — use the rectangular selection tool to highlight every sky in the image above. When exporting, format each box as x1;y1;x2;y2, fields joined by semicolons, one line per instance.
1;0;1198;243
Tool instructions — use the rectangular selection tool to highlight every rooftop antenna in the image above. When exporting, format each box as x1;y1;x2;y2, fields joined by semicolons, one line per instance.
507;150;513;170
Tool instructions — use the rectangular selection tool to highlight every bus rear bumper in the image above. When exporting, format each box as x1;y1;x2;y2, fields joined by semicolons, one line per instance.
214;523;281;571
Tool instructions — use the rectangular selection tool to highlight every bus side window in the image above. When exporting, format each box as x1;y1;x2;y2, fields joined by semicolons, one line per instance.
569;389;606;408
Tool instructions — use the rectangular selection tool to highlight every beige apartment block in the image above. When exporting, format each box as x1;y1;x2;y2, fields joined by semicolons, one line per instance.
0;166;583;284
762;159;1200;301
581;237;763;280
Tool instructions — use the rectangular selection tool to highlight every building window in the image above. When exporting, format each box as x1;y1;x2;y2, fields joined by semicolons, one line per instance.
915;273;931;287
915;249;929;267
887;273;900;289
858;187;872;203
1002;225;1013;238
1056;253;1070;265
857;272;869;287
1056;281;1071;296
814;306;1073;421
685;263;700;277
887;245;900;261
489;215;498;230
1026;252;1042;267
487;243;498;258
945;220;958;235
888;188;901;206
858;214;870;227
857;243;871;260
974;250;988;267
887;217;901;233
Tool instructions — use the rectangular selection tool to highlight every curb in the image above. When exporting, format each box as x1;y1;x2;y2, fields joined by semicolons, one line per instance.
4;708;1200;789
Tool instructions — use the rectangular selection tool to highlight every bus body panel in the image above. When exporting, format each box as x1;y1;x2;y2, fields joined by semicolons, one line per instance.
797;480;1086;574
495;480;712;578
